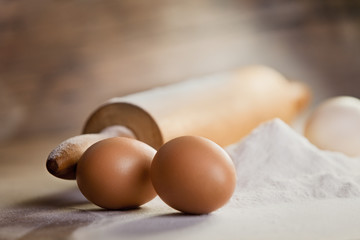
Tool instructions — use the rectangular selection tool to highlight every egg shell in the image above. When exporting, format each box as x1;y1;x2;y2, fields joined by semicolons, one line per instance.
151;136;236;214
76;137;157;209
305;96;360;157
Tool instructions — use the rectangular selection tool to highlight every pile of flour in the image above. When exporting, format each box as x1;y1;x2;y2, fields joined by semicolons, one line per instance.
226;119;360;206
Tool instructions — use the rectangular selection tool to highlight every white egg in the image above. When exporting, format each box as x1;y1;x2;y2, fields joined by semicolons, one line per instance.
305;96;360;157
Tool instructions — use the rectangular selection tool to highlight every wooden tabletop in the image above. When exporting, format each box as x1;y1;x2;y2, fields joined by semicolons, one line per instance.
0;1;360;239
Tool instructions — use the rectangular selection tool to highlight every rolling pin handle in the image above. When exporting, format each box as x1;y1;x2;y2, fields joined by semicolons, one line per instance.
46;125;135;180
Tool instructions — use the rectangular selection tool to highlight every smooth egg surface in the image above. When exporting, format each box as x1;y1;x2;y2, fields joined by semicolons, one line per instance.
305;96;360;157
151;136;236;214
76;137;157;209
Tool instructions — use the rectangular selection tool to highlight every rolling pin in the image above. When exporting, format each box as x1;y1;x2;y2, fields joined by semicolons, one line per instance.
47;65;311;180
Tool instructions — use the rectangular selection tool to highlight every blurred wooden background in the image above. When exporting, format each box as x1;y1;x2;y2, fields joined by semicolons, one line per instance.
1;0;360;143
0;1;359;238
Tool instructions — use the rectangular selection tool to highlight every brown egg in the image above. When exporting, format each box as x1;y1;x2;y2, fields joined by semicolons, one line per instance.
151;136;236;214
76;137;157;209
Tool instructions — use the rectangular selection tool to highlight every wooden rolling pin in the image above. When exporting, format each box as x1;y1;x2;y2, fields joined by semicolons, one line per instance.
47;65;311;180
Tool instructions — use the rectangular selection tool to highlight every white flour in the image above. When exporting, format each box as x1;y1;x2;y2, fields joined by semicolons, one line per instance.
226;118;360;206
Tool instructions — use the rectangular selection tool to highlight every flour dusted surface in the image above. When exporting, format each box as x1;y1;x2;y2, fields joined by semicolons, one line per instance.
69;118;360;240
226;119;360;206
